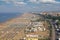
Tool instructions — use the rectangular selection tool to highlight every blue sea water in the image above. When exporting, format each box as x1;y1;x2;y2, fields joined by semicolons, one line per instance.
0;13;22;23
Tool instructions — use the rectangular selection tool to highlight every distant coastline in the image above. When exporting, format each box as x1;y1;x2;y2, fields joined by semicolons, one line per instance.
0;13;23;23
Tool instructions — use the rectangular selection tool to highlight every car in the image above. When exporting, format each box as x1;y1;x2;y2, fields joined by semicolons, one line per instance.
55;25;58;29
56;28;60;32
57;30;60;32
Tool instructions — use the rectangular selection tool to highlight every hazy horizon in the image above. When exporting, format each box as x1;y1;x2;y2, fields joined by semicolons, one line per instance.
0;0;60;13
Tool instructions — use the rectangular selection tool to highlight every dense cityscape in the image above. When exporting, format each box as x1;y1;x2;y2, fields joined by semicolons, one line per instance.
0;12;60;40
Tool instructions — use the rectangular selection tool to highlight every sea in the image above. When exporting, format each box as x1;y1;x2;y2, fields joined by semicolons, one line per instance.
0;13;23;23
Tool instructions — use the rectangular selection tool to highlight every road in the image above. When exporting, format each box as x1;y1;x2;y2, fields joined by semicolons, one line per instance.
50;20;59;40
48;20;56;40
51;25;56;40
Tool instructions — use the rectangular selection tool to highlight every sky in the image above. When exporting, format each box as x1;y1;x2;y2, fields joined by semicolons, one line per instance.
0;0;60;13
